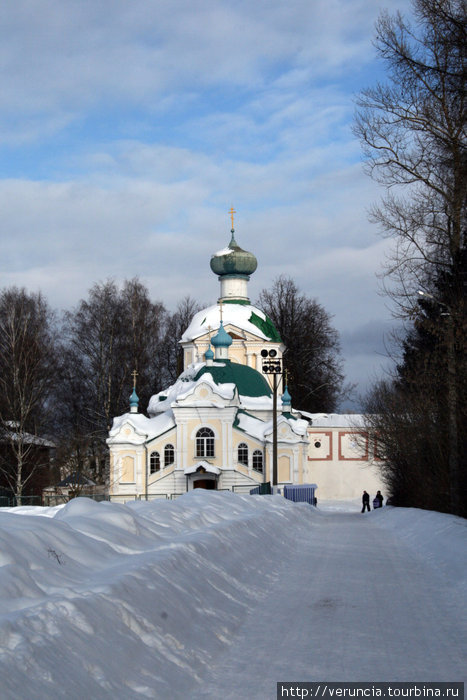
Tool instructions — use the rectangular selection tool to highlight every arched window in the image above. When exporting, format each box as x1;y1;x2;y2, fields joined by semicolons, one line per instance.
196;428;215;458
238;443;248;466
253;450;263;473
150;451;160;474
164;444;175;467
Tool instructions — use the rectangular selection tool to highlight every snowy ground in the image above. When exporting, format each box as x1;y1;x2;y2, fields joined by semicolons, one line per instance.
0;492;465;699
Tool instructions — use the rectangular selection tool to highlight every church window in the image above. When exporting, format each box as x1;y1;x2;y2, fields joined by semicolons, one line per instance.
164;444;175;467
150;451;160;474
253;450;263;473
196;428;215;458
238;443;248;466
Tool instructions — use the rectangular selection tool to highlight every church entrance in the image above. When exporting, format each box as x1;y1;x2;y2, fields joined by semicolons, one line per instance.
186;464;219;490
193;479;216;490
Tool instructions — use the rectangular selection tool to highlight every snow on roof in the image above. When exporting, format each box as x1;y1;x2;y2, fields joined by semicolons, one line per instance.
184;462;221;475
148;364;237;415
0;426;55;448
180;303;278;343
109;410;176;443
213;246;232;257
236;411;268;440
179;371;235;402
301;413;367;428
238;395;273;411
236;410;308;442
148;360;276;417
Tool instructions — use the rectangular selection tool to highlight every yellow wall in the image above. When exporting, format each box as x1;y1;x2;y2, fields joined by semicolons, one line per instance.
278;455;291;482
121;455;135;482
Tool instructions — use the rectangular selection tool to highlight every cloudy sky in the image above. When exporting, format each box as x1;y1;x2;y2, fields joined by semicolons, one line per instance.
0;0;411;409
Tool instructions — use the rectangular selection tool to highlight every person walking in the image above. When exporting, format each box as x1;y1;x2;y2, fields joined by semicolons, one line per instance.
373;490;384;509
361;490;370;513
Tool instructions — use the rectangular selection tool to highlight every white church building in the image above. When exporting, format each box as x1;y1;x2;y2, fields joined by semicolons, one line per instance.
107;222;383;502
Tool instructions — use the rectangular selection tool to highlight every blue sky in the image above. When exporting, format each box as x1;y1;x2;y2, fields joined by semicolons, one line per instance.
0;0;411;408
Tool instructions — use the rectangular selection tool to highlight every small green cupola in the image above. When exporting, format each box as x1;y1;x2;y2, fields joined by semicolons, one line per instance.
281;384;292;412
129;387;139;413
210;208;257;302
211;320;232;360
129;369;139;413
204;343;214;365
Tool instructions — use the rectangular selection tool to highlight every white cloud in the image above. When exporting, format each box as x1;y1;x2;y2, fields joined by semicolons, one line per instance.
0;0;414;402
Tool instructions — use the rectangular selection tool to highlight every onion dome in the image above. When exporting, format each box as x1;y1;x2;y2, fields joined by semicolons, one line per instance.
204;345;214;361
211;321;232;348
129;387;139;413
281;385;292;411
210;230;258;279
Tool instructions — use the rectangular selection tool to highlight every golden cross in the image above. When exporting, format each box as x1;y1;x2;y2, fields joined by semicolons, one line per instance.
229;205;236;230
131;369;138;389
284;368;288;385
219;299;223;322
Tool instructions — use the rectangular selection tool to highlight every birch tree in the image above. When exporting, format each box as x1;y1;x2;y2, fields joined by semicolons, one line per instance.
0;288;57;503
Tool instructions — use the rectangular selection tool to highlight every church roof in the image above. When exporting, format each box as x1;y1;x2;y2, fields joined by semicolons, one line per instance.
147;360;272;417
110;362;308;445
194;360;272;399
300;413;367;428
181;303;282;343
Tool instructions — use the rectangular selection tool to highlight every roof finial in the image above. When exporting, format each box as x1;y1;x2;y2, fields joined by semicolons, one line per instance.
131;369;138;389
229;205;236;231
219;299;223;323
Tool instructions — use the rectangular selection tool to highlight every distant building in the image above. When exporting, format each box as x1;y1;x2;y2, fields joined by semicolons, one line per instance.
0;422;55;505
304;413;383;500
107;217;384;502
42;472;102;506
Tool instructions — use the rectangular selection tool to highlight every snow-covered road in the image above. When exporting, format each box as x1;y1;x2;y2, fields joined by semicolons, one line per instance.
193;506;466;699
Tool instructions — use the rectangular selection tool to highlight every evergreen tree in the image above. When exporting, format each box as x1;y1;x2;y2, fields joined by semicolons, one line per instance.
355;0;467;515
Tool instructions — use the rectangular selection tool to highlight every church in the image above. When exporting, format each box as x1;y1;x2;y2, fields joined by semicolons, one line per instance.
107;216;384;502
107;221;311;500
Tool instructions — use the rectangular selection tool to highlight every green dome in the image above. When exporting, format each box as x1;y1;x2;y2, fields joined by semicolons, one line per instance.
210;230;258;278
195;360;271;398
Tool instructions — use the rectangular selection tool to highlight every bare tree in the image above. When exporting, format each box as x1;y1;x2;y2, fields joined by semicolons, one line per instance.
57;279;167;483
257;276;347;412
0;288;57;504
160;296;203;383
354;0;466;311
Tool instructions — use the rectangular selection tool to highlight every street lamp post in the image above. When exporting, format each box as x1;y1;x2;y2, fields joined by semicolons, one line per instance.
261;349;282;488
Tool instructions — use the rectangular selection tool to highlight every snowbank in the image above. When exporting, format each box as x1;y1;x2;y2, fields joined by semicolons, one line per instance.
0;492;312;698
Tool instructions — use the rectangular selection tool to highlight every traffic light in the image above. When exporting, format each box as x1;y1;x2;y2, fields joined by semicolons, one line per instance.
261;348;281;373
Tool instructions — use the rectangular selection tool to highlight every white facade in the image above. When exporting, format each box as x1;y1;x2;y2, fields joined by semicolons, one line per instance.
304;414;384;500
108;364;309;502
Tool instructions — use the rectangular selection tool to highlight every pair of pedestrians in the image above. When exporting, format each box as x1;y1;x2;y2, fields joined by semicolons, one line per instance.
361;490;383;512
